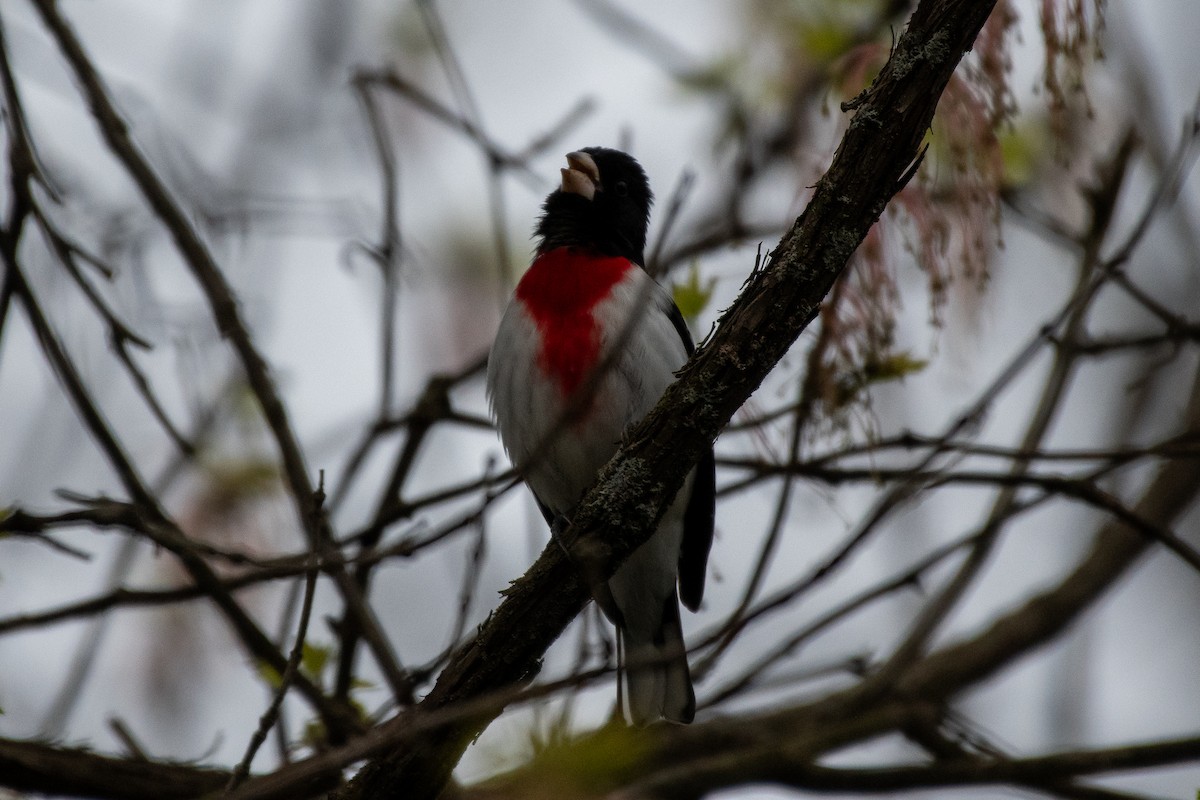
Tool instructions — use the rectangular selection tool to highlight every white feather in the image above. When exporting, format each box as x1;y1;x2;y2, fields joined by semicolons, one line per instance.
488;265;697;723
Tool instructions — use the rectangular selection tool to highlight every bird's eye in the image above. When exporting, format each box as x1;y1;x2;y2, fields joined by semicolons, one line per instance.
614;180;629;197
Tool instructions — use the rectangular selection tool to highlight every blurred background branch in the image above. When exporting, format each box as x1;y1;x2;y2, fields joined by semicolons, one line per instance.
1;0;1198;799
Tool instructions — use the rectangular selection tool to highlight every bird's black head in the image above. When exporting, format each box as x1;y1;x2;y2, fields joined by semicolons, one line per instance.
534;147;654;264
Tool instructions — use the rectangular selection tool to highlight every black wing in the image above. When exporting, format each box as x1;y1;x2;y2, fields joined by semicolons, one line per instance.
662;298;716;612
664;297;697;357
679;445;715;611
532;493;557;529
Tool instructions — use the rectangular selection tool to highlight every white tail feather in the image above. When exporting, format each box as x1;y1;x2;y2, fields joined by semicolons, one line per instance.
620;593;694;725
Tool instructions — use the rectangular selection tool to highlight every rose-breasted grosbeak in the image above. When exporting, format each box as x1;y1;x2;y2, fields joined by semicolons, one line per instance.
487;147;715;725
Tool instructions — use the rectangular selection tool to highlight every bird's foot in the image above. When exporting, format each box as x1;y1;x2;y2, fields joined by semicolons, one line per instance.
553;514;623;626
549;513;573;555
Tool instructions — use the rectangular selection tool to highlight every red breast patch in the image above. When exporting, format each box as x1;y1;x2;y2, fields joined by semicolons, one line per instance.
515;247;633;396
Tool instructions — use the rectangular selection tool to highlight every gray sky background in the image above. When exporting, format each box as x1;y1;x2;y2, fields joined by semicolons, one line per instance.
1;2;1198;797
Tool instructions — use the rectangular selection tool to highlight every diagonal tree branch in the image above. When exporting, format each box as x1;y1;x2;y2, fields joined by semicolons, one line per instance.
336;1;1000;797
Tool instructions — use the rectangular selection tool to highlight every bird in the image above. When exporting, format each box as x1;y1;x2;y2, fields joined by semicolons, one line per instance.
487;146;715;725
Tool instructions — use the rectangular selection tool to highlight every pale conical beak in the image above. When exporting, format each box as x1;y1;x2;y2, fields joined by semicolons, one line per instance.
560;151;599;200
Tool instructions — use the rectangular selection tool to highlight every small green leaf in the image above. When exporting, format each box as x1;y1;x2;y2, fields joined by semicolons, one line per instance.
829;350;930;412
680;55;739;94
350;698;371;724
998;123;1047;188
256;661;283;690
531;724;650;787
671;263;716;322
202;458;281;499
300;642;331;683
799;20;855;62
302;719;326;748
863;351;929;384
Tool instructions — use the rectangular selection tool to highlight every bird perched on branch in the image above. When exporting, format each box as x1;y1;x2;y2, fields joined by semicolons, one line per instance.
487;147;715;724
